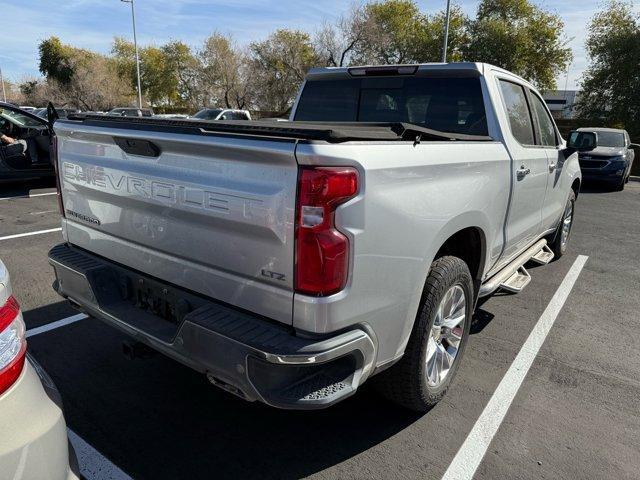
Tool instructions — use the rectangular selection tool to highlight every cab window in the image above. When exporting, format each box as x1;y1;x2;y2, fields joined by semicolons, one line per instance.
498;80;535;145
530;92;557;146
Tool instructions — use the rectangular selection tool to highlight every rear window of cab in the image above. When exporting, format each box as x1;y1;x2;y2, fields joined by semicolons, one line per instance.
294;76;487;136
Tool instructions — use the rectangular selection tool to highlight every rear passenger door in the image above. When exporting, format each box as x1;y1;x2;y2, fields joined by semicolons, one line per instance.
528;90;566;231
497;79;549;260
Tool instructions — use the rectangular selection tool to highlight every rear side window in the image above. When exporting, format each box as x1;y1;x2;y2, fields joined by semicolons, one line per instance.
295;76;487;135
499;80;534;145
530;92;557;146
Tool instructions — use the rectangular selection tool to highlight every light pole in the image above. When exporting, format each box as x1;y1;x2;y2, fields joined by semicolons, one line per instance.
442;0;451;63
0;66;6;103
121;0;143;109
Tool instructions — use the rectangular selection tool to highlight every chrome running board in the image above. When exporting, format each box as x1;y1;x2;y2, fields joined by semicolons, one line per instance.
479;239;548;297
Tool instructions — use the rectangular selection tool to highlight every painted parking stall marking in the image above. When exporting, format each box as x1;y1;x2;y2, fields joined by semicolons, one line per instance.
442;255;589;480
0;227;62;242
26;313;87;338
0;192;57;201
27;317;130;479
68;429;132;480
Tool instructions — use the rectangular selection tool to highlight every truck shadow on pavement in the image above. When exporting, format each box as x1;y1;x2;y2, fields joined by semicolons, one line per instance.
26;301;423;480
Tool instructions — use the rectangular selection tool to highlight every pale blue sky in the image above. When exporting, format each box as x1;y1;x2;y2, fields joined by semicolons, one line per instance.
1;0;637;89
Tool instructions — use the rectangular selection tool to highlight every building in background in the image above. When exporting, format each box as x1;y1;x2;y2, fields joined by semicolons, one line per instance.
543;90;580;119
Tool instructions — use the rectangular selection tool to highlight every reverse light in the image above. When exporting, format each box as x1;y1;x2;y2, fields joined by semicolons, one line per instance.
0;296;26;396
295;167;359;296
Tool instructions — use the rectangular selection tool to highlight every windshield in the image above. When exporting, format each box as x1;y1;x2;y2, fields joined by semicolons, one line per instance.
193;109;223;120
595;131;625;148
294;76;487;135
0;109;45;127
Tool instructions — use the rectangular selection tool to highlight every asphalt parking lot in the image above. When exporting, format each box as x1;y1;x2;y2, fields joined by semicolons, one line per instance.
1;178;639;480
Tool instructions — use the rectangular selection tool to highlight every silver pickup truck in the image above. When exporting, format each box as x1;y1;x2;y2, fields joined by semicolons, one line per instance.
48;63;597;411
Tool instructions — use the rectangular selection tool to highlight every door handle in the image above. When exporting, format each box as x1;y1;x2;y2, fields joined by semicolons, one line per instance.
549;163;557;172
516;165;531;178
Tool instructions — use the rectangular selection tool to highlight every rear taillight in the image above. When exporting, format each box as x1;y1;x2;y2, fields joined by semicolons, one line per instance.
0;296;26;395
295;167;359;296
51;135;65;217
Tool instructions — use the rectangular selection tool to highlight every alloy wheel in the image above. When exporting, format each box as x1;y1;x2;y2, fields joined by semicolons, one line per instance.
425;284;466;387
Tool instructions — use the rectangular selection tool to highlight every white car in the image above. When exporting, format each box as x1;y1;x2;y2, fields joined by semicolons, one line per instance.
191;108;251;121
0;260;79;479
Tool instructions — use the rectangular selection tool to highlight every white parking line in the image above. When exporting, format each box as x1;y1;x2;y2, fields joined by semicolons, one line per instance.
68;429;132;480
0;227;62;242
30;210;58;215
442;254;588;480
0;192;57;201
26;313;87;338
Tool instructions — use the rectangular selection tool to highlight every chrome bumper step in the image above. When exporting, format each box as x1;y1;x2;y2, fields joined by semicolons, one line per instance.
499;266;531;293
530;245;555;265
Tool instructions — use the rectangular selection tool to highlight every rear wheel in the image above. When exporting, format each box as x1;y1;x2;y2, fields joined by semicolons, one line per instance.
548;190;575;259
373;256;473;412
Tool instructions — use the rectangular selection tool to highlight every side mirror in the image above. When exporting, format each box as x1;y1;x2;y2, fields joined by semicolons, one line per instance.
567;130;598;151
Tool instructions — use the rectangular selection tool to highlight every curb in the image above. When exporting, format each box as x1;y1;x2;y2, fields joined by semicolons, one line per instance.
630;176;640;183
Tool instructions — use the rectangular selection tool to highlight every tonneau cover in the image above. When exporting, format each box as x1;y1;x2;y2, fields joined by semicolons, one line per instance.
61;115;492;143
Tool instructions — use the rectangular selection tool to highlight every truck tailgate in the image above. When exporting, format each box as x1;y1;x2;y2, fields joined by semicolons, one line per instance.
55;121;298;324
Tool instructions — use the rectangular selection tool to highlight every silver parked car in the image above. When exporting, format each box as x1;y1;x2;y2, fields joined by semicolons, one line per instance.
0;259;79;479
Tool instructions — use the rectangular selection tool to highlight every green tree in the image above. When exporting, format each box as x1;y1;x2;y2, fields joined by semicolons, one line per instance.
198;33;250;109
249;29;318;113
162;41;199;107
352;0;428;64
416;5;469;62
578;1;640;137
111;37;137;87
462;0;572;90
38;37;93;85
139;46;174;106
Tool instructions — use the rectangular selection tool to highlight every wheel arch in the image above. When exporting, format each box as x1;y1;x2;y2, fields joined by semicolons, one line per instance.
571;177;581;199
433;226;487;299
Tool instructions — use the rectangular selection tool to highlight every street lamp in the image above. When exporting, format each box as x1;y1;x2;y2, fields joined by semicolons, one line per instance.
121;0;143;109
442;0;451;63
0;66;6;103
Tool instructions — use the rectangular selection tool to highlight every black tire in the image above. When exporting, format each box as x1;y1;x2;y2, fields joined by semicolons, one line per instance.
548;190;576;259
373;256;473;412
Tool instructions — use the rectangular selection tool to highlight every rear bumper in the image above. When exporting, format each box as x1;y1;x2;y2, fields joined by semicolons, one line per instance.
48;243;376;409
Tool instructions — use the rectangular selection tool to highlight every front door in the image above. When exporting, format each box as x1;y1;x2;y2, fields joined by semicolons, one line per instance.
0;104;53;173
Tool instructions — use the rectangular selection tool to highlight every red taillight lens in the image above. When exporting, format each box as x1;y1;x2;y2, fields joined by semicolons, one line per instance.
51;135;65;217
0;296;27;395
295;167;358;296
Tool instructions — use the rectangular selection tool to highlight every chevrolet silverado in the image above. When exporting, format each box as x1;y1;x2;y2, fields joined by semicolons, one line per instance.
47;63;596;411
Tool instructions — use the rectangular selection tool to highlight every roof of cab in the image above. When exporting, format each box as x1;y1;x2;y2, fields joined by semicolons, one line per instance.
305;62;535;89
